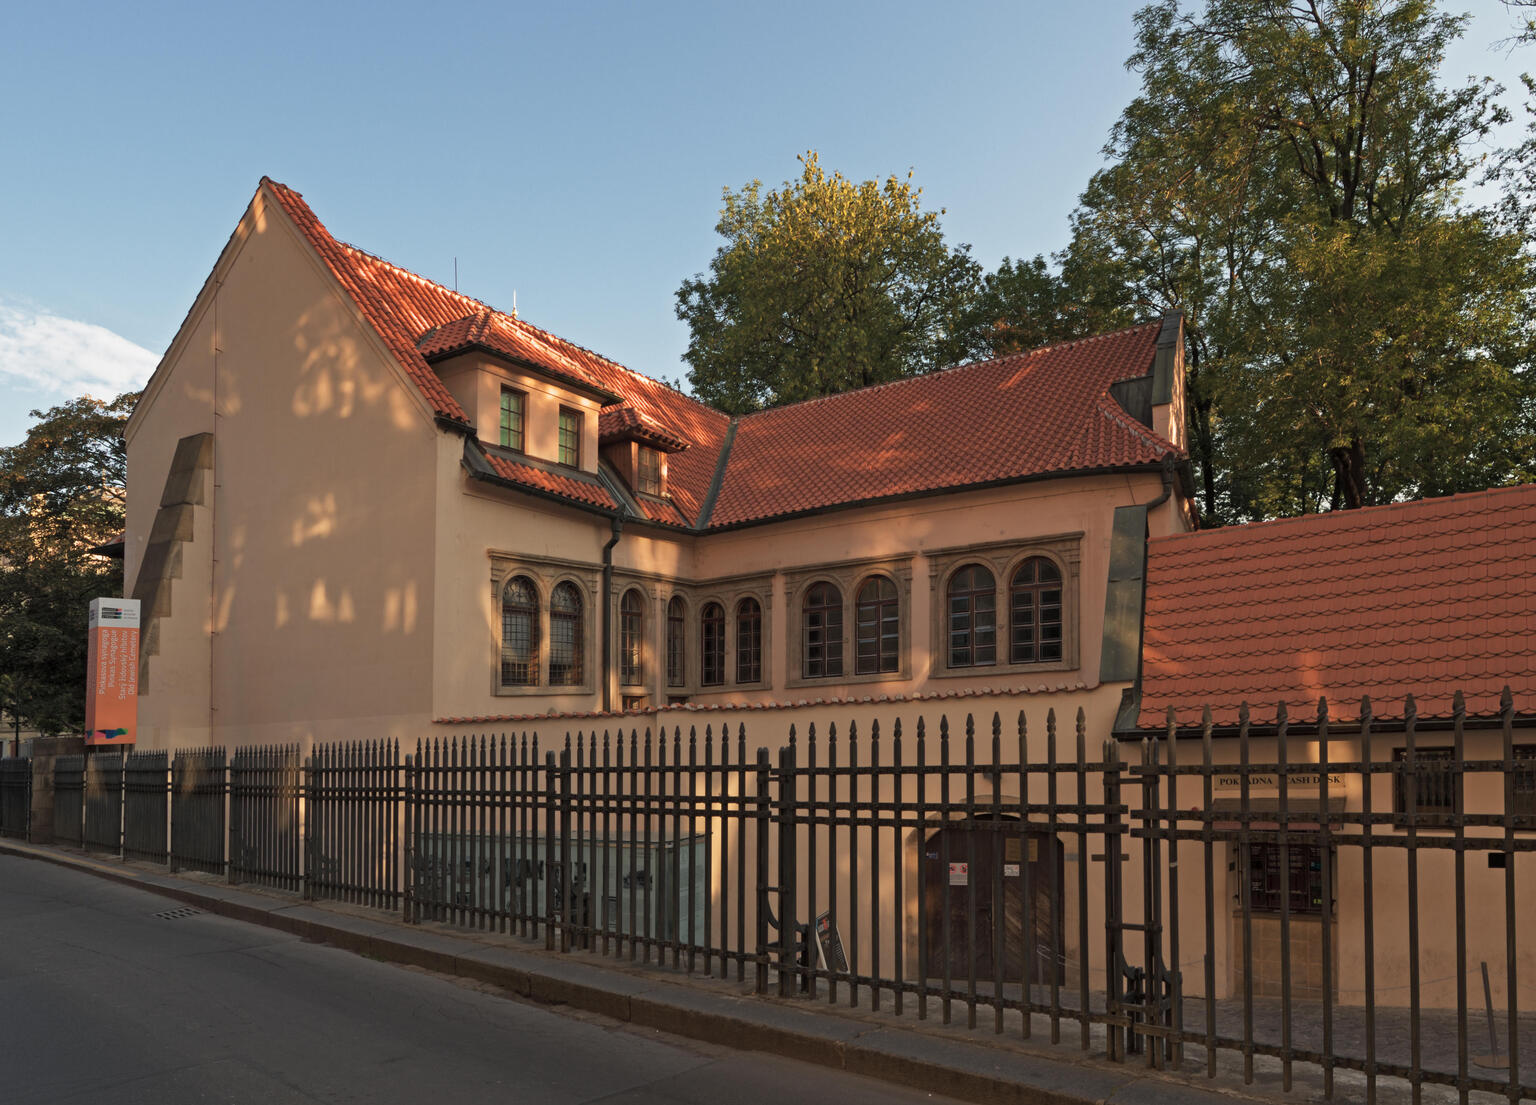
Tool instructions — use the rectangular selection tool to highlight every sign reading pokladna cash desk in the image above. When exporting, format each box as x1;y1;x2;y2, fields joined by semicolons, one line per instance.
86;598;139;747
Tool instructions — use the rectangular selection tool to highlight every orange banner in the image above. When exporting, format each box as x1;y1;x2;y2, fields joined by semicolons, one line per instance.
85;598;139;747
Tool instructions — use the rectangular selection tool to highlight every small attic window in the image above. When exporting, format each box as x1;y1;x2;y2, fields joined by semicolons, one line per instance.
637;446;662;496
558;407;582;467
499;388;525;451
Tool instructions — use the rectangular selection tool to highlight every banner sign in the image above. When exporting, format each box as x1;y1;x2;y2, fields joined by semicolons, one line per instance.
85;598;140;747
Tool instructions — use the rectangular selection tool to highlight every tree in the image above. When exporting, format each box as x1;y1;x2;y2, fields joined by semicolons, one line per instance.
954;254;1129;358
0;394;135;735
1065;0;1536;521
676;153;983;413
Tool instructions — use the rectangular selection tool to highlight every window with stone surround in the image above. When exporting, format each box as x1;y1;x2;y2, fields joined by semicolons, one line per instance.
700;602;725;687
666;596;686;688
927;536;1081;678
736;597;762;684
802;582;844;679
855;576;899;675
500;575;539;686
549;582;585;685
620;588;645;686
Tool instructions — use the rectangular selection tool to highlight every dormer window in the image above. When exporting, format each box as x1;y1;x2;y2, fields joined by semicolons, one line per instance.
637;447;662;496
558;407;582;467
499;388;525;451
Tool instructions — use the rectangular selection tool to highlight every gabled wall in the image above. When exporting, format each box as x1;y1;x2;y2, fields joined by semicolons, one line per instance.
126;190;440;749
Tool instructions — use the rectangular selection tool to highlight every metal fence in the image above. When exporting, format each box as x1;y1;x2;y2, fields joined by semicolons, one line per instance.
83;751;124;854
230;745;300;891
170;748;225;874
16;688;1536;1104
123;750;168;862
52;754;84;847
306;740;400;909
0;757;29;838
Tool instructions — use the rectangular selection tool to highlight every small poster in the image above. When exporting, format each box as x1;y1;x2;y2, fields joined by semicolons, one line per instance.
949;862;968;886
1004;863;1021;878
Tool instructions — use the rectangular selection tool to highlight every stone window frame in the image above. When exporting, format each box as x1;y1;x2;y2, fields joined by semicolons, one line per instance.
661;572;774;695
608;576;669;703
785;556;914;689
489;555;599;697
617;585;648;689
927;535;1081;679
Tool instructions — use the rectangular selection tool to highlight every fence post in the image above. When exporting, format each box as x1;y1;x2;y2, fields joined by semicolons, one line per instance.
560;746;573;954
754;746;771;995
777;742;797;999
544;749;557;952
1103;738;1123;1062
403;748;415;923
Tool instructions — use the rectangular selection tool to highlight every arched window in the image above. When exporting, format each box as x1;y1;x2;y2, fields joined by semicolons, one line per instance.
1010;557;1063;664
736;597;762;684
701;602;725;686
620;589;645;686
549;582;585;685
947;564;996;668
854;576;899;675
500;576;539;686
666;596;686;688
802;582;843;679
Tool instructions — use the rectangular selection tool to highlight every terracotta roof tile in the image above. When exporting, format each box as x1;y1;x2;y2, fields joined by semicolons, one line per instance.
598;405;690;453
482;452;618;511
1138;484;1536;728
708;325;1176;527
257;179;1179;527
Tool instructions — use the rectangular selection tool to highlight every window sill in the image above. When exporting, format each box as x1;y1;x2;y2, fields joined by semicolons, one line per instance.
932;658;1077;680
495;684;596;697
785;668;909;691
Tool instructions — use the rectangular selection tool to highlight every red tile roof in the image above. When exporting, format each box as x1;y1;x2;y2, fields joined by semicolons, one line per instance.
598;404;690;453
710;325;1174;527
1137;484;1536;728
259;178;1179;529
482;452;618;511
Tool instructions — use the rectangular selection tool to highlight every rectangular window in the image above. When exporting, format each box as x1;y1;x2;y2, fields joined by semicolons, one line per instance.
558;407;582;467
637;447;662;495
499;388;525;451
1246;843;1326;915
1394;747;1458;819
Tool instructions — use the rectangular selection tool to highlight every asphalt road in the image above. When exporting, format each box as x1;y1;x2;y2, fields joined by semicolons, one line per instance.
0;855;963;1105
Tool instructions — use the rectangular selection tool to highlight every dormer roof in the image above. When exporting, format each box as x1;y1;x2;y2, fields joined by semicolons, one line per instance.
256;178;1184;530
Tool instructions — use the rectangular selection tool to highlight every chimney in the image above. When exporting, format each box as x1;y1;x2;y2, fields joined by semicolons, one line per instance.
1151;309;1185;451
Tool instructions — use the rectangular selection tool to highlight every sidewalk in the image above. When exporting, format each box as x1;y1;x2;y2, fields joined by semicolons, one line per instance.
0;838;1503;1105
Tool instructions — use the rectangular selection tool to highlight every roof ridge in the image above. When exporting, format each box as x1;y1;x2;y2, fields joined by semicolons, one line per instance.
341;241;727;423
1152;481;1536;545
339;242;494;317
735;319;1165;423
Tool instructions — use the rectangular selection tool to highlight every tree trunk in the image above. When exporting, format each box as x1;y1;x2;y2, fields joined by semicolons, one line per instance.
1329;438;1368;509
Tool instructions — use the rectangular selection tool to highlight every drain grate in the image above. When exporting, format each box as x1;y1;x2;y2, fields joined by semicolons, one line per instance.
154;907;203;921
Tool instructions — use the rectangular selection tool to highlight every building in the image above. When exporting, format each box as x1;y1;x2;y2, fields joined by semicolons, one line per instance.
1121;484;1536;1006
124;178;1195;752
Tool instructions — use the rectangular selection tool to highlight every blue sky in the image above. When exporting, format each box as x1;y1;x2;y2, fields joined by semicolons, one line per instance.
0;0;1530;447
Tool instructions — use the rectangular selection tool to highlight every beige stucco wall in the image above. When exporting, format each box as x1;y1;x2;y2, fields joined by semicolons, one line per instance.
126;192;440;750
125;275;217;745
435;466;1177;724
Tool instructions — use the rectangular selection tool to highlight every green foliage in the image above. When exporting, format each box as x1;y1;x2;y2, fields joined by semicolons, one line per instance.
955;254;1130;358
1066;0;1535;521
0;394;135;734
677;153;983;413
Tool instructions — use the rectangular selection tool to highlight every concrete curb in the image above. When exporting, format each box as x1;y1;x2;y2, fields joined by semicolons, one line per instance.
0;839;1255;1105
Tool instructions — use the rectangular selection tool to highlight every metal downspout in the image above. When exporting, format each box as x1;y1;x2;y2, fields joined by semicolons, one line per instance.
601;516;624;712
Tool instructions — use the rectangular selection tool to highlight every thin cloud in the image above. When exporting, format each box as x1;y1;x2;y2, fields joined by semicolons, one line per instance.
0;299;158;398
